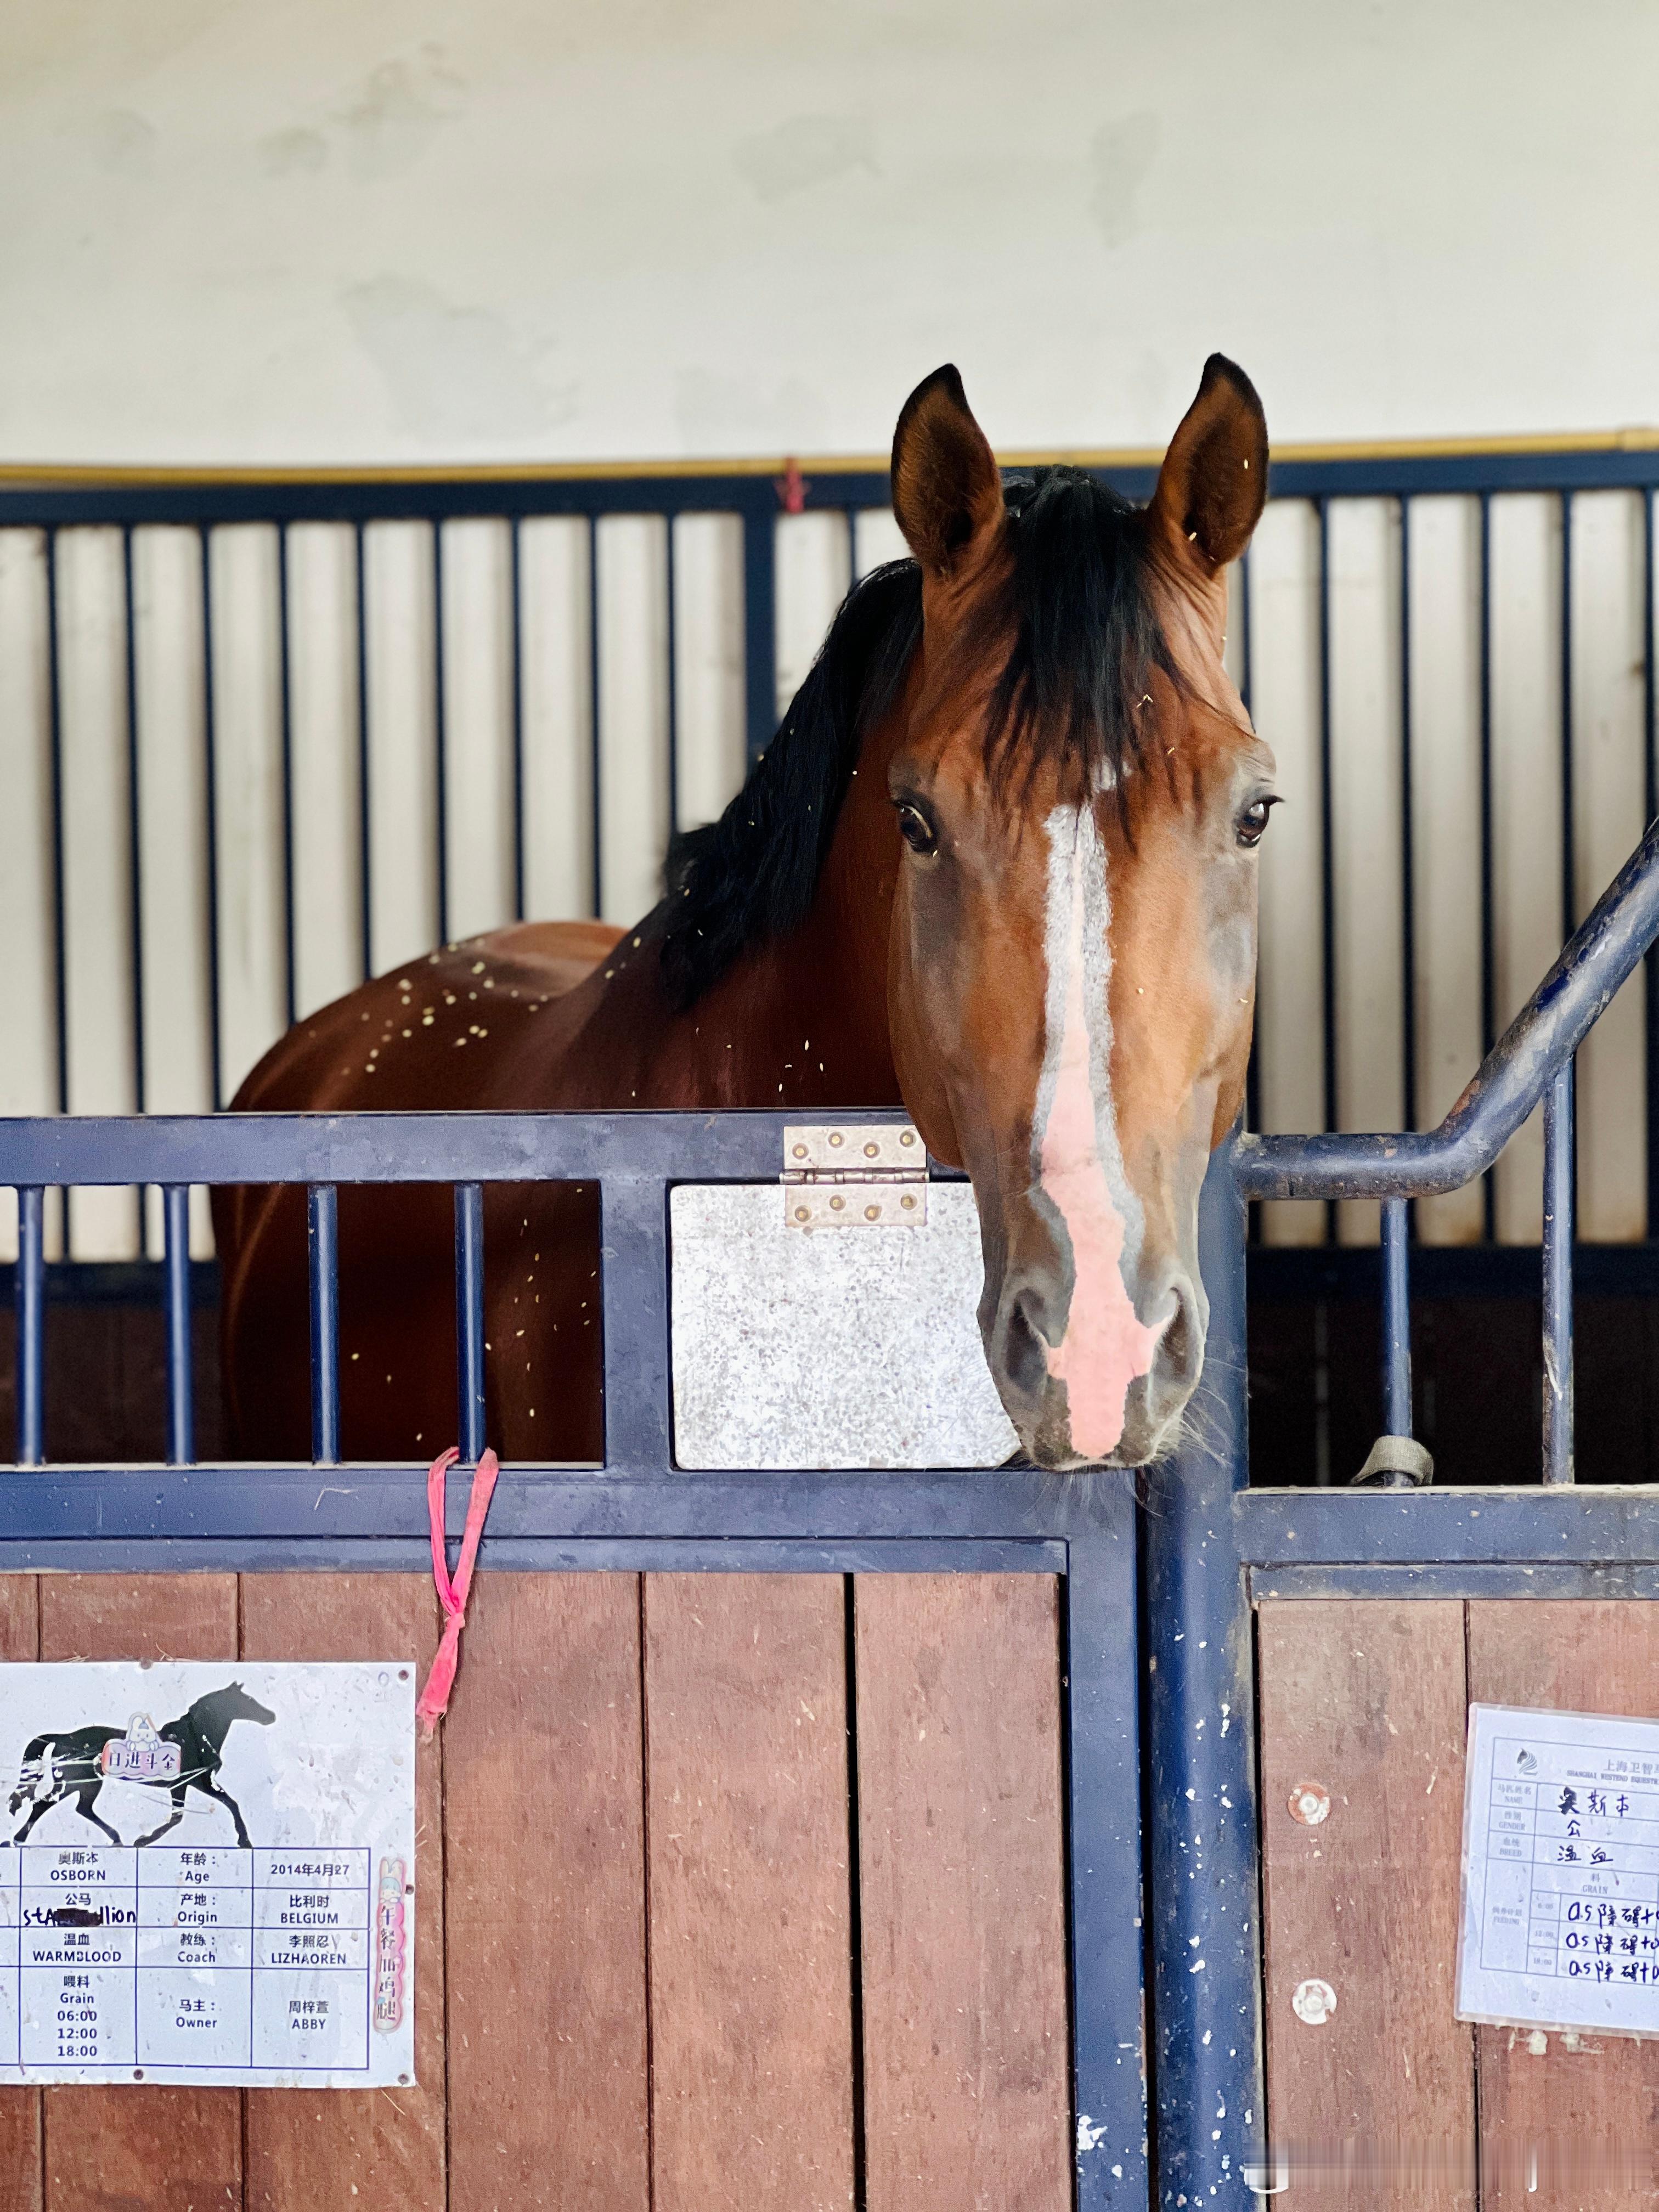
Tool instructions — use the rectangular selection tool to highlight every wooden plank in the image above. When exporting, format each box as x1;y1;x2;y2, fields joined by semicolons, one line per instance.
644;1573;854;2212
1256;1600;1474;2207
38;1575;241;2212
0;1578;41;2212
1468;1601;1659;2207
444;1572;649;2212
854;1574;1070;2212
241;1575;443;2212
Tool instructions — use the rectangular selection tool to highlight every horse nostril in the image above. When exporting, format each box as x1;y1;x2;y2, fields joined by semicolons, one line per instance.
999;1289;1051;1401
1152;1282;1201;1392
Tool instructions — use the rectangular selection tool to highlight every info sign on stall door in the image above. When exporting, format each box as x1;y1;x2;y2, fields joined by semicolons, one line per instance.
1459;1702;1659;2038
0;1662;415;2087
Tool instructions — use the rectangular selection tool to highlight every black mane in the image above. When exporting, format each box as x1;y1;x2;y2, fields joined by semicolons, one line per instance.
659;467;1173;1008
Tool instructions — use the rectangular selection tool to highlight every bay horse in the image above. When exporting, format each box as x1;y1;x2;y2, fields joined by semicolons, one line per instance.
6;1683;275;1849
216;356;1275;1470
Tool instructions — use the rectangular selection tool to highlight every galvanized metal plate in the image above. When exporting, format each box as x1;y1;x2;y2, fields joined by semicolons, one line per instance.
783;1182;927;1229
782;1124;925;1176
669;1182;1018;1470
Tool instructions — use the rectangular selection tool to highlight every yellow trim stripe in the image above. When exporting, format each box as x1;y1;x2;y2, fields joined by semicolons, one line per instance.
1;426;1657;489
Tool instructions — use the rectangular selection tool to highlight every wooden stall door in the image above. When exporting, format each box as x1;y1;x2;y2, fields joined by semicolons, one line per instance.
0;1569;1072;2212
0;1580;39;2212
42;1575;244;2212
1257;1599;1475;2210
1261;1599;1659;2212
1467;1602;1659;2210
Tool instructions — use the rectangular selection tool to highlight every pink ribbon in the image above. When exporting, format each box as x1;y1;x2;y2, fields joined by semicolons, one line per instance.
415;1445;499;1737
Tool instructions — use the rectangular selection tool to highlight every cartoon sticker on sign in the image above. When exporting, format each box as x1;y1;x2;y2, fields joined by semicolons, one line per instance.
0;1662;414;2087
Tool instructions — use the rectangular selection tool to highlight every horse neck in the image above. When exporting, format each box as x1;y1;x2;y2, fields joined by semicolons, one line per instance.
187;1700;227;1752
689;701;906;1108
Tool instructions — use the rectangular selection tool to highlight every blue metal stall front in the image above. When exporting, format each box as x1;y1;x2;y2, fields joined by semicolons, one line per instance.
0;1105;1148;2208
5;443;1659;2205
1148;811;1659;2205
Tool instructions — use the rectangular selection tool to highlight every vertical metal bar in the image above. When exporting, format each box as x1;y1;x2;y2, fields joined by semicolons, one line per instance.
1479;492;1497;1241
1144;1146;1262;2208
600;1177;672;1472
1312;1297;1332;1488
1398;497;1418;1141
1380;1195;1412;1438
1317;498;1337;1243
1240;547;1261;1166
162;1183;194;1467
1560;490;1576;941
510;515;526;921
199;524;224;1112
44;528;69;1140
1542;1062;1576;1486
432;518;450;949
355;518;374;982
121;527;149;1261
1644;490;1657;1235
664;511;679;841
1066;1485;1148;2212
845;506;859;591
15;1187;46;1468
307;1184;340;1465
276;521;297;1029
588;515;603;921
121;526;147;1120
742;484;778;766
1237;544;1254;723
455;1182;486;1463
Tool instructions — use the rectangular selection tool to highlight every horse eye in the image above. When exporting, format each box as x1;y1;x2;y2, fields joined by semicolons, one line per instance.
1237;798;1275;849
896;802;938;857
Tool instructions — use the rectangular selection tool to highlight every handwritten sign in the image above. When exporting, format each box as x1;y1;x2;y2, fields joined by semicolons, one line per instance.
1459;1702;1659;2036
0;1661;415;2086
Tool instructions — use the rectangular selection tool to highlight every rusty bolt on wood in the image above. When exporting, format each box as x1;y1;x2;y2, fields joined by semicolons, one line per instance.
1288;1780;1331;1825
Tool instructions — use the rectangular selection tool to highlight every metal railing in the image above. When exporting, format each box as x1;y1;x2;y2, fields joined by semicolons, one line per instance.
0;1102;1144;2209
3;441;1657;1270
1150;801;1659;2207
5;799;1659;2209
7;438;1659;2203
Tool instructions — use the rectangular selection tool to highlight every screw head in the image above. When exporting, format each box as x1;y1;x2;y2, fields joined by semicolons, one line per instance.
865;1204;880;1220
864;1141;879;1158
828;1132;843;1147
901;1194;917;1210
1291;1978;1337;2026
794;1206;810;1222
830;1195;844;1211
792;1143;807;1160
1289;1782;1331;1826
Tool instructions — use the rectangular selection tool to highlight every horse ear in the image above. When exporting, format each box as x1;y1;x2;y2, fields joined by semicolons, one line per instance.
890;365;1005;582
1148;354;1268;573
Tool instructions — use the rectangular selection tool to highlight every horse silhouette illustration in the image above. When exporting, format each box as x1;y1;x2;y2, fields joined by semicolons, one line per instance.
5;1683;275;1848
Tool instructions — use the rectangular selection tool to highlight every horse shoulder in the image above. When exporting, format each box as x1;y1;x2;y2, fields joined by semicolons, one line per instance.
470;918;624;996
214;919;623;1304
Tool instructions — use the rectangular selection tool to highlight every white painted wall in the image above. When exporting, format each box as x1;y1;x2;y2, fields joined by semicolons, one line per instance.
1;3;1655;1267
2;0;1657;464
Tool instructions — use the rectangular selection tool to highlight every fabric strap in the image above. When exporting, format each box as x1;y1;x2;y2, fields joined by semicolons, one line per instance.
415;1444;500;1736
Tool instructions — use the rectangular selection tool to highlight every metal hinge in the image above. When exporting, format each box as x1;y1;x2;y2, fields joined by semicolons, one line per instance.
782;1124;928;1228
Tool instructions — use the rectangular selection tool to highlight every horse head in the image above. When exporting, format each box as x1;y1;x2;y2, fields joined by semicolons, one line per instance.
883;357;1275;1469
203;1683;276;1730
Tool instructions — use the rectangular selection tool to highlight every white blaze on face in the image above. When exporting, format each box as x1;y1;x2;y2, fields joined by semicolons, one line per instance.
1035;804;1166;1456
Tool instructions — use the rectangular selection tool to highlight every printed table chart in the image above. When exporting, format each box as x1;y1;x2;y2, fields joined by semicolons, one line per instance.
0;1844;377;2076
0;1659;415;2087
1459;1702;1659;2035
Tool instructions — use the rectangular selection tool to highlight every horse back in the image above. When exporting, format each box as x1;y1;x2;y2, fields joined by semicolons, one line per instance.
212;919;622;1456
